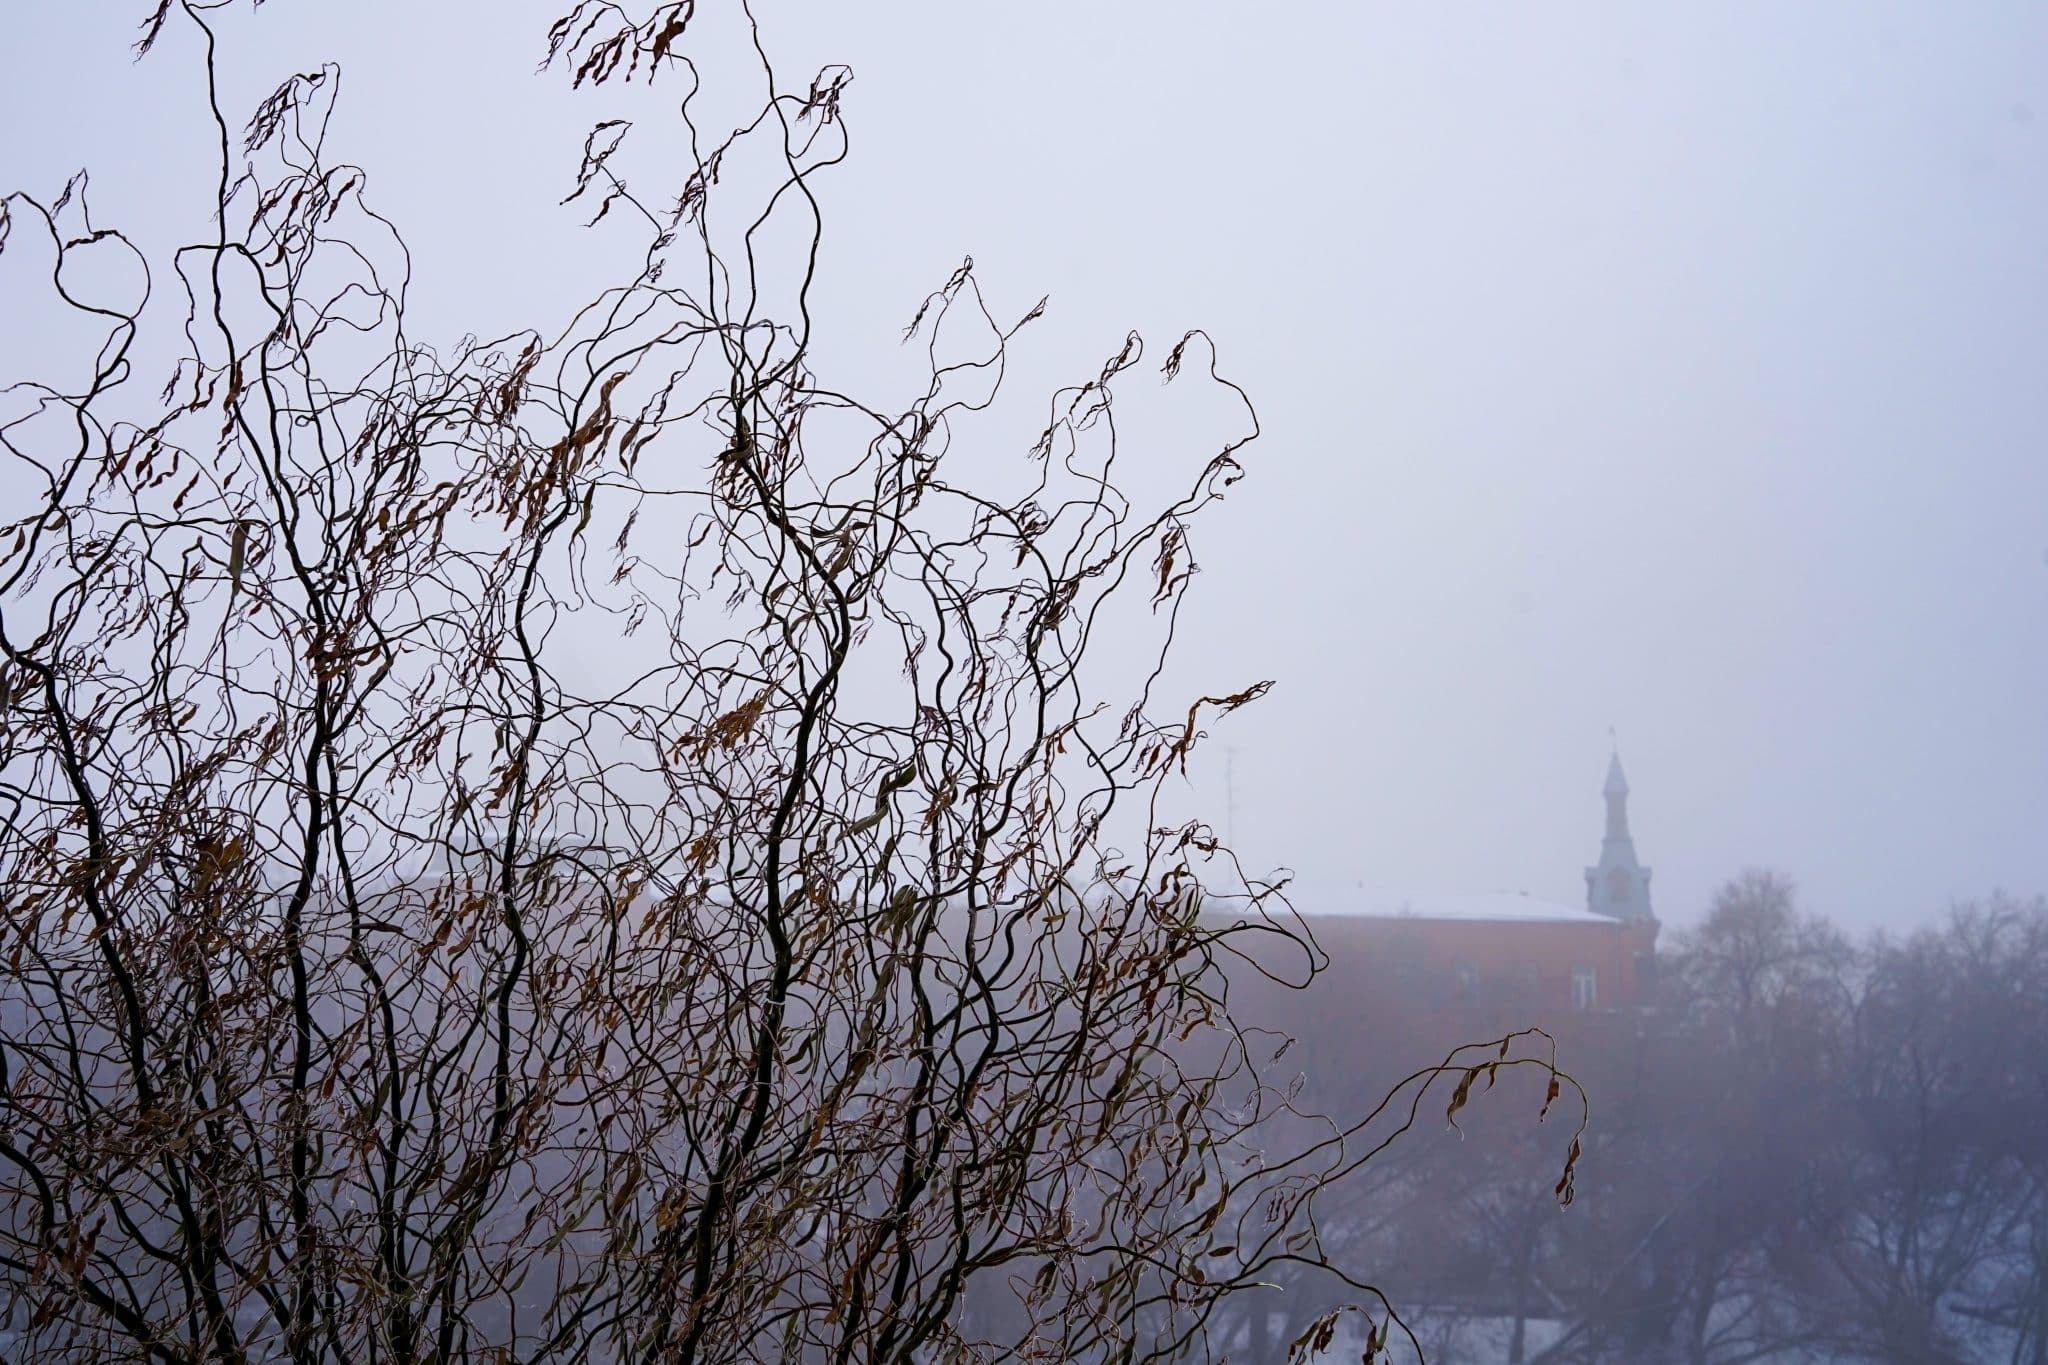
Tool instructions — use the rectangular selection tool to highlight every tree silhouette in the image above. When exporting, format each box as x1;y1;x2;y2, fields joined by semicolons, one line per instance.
0;4;1583;1360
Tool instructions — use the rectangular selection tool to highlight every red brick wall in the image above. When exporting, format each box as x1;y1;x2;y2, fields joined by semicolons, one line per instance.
1300;915;1661;1018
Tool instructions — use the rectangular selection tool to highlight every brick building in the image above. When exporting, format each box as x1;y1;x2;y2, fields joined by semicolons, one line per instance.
1289;752;1662;1018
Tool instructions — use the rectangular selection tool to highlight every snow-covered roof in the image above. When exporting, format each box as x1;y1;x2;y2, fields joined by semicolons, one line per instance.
1287;886;1598;924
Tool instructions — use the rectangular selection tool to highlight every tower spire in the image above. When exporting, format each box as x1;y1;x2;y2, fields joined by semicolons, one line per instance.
1587;747;1653;920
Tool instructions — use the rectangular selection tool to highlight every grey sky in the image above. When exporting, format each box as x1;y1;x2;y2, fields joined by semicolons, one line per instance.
5;1;2044;932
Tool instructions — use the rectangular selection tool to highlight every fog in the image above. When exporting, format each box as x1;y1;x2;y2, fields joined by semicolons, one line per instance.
3;3;2046;1362
6;0;2043;934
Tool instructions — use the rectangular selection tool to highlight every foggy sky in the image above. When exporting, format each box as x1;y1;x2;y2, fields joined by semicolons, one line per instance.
5;0;2044;932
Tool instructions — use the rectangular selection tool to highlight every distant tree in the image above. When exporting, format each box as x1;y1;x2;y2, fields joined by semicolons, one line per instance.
1504;874;1854;1365
1527;886;2048;1365
1801;899;2048;1365
0;4;1582;1361
1206;870;2048;1365
1676;870;1853;1032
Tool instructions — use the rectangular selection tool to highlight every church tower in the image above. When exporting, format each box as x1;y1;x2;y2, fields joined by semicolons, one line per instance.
1586;751;1654;921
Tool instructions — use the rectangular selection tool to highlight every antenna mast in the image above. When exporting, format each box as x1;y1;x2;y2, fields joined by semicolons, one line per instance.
1225;745;1238;849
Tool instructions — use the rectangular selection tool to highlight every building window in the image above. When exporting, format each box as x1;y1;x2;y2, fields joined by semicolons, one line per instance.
1572;966;1597;1011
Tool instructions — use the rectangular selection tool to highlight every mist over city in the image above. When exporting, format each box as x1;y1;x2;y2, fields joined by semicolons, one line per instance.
1;3;2042;1361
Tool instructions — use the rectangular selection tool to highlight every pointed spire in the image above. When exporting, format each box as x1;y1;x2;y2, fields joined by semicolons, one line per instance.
1587;745;1654;921
1605;750;1628;796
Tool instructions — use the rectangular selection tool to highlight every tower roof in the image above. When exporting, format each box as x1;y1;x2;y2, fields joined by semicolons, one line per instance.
1589;748;1653;921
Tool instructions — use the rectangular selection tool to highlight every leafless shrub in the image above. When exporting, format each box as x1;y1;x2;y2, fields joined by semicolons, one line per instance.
0;4;1584;1360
